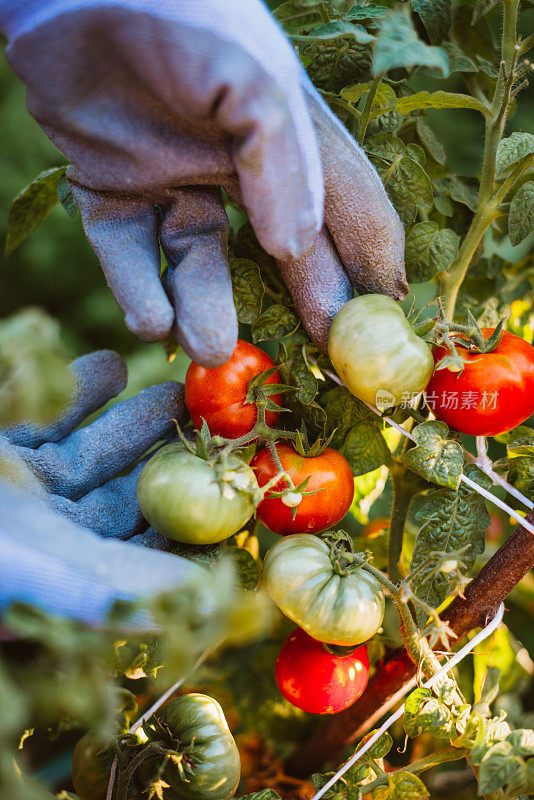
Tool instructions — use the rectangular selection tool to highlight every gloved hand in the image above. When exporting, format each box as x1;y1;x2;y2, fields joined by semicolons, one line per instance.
0;349;203;624
0;0;407;363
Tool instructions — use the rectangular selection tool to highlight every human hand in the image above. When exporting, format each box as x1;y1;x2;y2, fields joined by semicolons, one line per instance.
1;0;406;363
0;349;206;623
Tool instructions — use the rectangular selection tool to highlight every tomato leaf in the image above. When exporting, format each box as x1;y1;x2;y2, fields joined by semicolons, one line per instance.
396;90;491;116
251;305;299;343
341;422;391;477
496;132;534;177
307;40;373;93
412;0;452;45
405;222;459;282
401;421;463;489
374;770;430;800
230;259;264;324
341;82;397;120
359;729;393;759
320;386;375;449
345;3;388;23
238;792;282;800
508;181;534;246
226;547;259;591
366;134;433;224
372;7;449;76
291;20;375;45
5;166;67;256
433;175;478;211
57;176;78;218
403;687;455;740
472;0;500;24
289;347;318;405
410;466;491;614
478;741;523;794
416;118;447;165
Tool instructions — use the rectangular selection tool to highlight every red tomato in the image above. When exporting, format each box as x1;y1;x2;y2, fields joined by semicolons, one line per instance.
250;443;354;536
275;628;369;714
185;340;281;439
426;329;534;436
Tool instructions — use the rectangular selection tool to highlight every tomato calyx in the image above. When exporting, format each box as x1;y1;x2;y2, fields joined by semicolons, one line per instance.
426;303;508;373
319;530;371;577
244;364;293;416
293;423;336;458
322;642;363;657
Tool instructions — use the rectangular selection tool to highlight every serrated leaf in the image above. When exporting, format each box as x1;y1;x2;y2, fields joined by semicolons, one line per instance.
359;729;393;759
412;0;451;44
5;166;67;256
472;0;500;25
434;176;478;212
342;422;390;476
410;469;490;613
341;82;397;120
290;347;318;405
292;20;375;44
508;181;534;246
396;90;490;116
405;222;459;282
230;259;264;324
373;7;449;76
345;3;388;23
479;741;523;794
57;176;78;218
403;688;454;740
366;135;433;224
251;305;299;343
496;132;534;177
377;770;430;800
273;0;322;34
321;385;374;448
226;548;259;591
307;40;373;93
239;791;282;800
416;118;446;165
401;421;463;489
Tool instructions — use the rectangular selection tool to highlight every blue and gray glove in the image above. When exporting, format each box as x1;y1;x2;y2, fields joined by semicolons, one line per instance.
0;350;201;625
0;0;407;363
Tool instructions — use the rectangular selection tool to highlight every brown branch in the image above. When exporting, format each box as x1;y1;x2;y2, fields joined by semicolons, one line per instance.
285;509;534;778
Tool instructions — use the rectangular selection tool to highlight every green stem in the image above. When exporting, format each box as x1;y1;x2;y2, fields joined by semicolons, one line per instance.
388;466;416;585
439;0;520;319
363;747;467;794
357;71;385;143
361;562;441;678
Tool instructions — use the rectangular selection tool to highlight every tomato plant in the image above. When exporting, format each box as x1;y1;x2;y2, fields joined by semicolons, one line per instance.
71;733;112;800
144;693;241;800
275;628;369;715
262;534;384;646
426;329;534;436
137;444;256;544
185;340;281;438
328;295;434;407
251;443;354;536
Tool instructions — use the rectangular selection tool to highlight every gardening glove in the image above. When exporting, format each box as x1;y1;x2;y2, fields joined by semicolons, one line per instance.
0;349;204;625
0;0;406;360
1;349;187;544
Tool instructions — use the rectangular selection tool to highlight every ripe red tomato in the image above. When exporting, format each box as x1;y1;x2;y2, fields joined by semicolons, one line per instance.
185;340;281;439
426;329;534;436
275;628;369;714
250;443;354;535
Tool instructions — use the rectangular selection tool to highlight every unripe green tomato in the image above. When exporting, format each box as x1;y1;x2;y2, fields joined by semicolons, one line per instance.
262;534;385;646
137;444;256;544
71;733;112;800
144;694;241;800
328;295;434;406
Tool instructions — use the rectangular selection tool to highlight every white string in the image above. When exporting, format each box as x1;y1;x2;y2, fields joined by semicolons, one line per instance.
310;604;505;800
319;367;534;534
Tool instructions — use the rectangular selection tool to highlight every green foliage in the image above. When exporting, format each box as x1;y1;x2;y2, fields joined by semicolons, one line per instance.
5;166;67;256
251;305;300;343
404;222;459;282
410;466;491;613
411;0;451;45
372;7;449;75
509;180;534;245
0;308;72;426
230;258;264;324
496;131;534;176
400;420;463;490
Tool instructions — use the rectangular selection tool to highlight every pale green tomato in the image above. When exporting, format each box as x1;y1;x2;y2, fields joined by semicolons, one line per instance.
262;534;384;646
328;295;434;406
137;444;256;544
